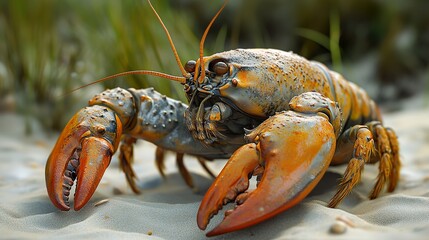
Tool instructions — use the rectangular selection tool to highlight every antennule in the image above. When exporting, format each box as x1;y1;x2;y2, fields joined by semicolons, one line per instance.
148;0;190;79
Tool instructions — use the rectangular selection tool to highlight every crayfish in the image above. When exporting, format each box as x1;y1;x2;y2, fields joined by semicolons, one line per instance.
45;0;400;236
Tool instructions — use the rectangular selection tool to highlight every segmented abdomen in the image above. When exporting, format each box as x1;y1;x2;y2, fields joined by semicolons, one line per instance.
317;63;382;131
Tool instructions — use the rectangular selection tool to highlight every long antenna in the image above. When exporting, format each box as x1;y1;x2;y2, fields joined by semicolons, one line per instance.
63;70;186;96
196;0;229;84
147;0;190;79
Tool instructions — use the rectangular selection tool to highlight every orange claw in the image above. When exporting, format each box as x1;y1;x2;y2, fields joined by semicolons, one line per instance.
197;111;337;236
74;137;114;210
45;105;122;211
197;143;260;230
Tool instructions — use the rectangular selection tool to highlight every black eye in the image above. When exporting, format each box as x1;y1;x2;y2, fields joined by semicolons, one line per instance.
213;61;229;76
185;60;196;73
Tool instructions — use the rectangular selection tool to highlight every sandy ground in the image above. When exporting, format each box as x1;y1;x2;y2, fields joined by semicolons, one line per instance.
1;101;429;239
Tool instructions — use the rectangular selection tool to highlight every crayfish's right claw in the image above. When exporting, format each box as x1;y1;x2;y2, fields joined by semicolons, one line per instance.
45;105;122;211
197;110;337;236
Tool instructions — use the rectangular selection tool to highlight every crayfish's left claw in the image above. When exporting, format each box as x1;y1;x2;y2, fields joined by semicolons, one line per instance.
197;110;337;236
45;105;122;211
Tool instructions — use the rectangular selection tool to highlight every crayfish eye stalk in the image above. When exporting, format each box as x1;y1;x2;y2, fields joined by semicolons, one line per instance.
185;60;197;73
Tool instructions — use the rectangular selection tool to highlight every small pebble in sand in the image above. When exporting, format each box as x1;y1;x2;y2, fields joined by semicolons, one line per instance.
113;187;125;195
336;215;356;228
330;221;347;234
94;199;109;207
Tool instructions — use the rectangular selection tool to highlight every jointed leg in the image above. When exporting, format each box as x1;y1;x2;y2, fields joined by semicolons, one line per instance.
121;138;217;192
328;125;374;207
119;136;140;194
329;122;400;207
386;128;400;192
368;123;393;199
368;123;401;198
155;147;167;179
197;157;216;179
154;147;216;189
119;137;198;193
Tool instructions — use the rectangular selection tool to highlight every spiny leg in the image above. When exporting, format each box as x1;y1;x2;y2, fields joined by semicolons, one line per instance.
155;147;189;185
120;141;196;192
328;125;375;208
329;122;400;207
386;128;400;192
121;140;199;193
178;156;217;189
155;148;216;189
119;136;140;194
176;153;195;189
120;138;199;192
177;154;218;189
197;157;216;179
368;122;396;199
155;147;167;179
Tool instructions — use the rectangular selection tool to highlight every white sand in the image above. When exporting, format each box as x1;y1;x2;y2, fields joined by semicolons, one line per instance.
1;105;428;239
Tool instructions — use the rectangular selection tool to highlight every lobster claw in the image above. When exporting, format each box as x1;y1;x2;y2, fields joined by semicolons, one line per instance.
197;110;337;236
45;105;122;211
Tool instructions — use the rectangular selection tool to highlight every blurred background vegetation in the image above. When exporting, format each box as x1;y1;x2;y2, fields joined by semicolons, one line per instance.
0;0;428;134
